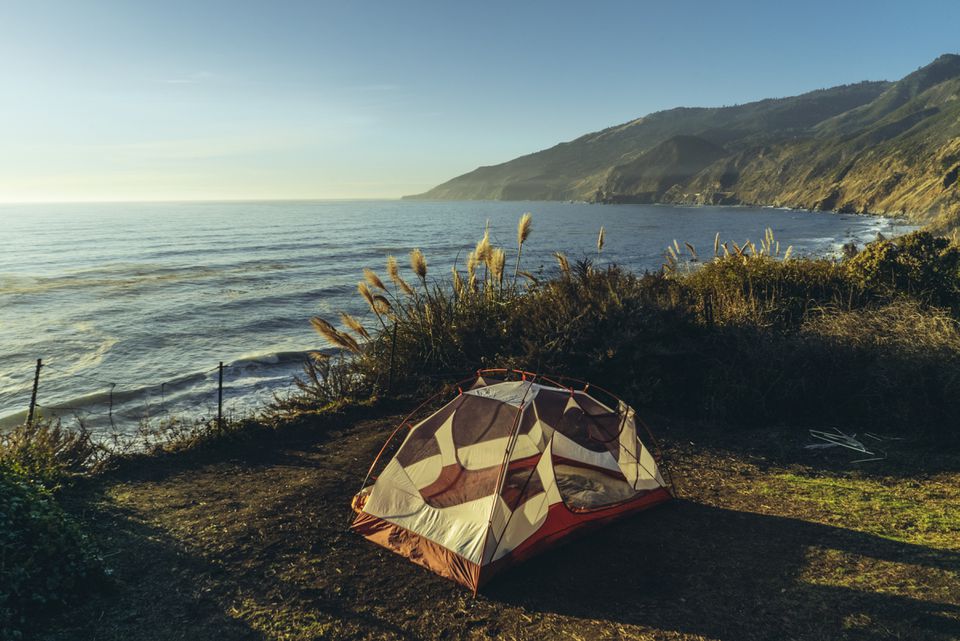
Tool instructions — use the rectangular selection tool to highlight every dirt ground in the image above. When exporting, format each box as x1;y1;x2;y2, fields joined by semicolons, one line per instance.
38;408;960;641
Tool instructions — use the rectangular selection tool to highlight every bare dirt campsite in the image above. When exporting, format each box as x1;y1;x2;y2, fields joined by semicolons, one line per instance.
38;406;960;641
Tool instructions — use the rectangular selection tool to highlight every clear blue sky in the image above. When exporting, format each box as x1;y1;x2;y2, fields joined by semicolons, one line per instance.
1;0;957;202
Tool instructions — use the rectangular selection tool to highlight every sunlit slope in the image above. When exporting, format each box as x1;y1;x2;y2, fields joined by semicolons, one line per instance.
408;54;960;226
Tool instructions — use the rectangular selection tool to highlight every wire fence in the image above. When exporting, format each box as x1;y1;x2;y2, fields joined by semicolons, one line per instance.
5;357;277;438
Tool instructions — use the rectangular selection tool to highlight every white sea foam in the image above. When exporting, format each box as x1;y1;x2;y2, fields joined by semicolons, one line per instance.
64;337;119;374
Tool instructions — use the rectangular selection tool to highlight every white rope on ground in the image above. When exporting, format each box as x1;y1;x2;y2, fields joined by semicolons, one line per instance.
806;428;889;463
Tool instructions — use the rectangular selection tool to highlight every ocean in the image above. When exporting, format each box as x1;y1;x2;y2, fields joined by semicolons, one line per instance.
0;200;914;433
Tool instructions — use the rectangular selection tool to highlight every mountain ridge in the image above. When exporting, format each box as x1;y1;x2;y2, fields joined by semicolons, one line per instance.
407;55;960;227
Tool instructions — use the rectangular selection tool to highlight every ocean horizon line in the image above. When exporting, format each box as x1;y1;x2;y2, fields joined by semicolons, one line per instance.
0;197;408;207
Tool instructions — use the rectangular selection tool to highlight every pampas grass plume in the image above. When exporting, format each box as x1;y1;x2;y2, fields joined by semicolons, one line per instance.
410;248;427;281
517;213;532;246
363;268;387;291
491;248;506;285
310;317;361;354
475;231;492;263
386;255;416;296
339;312;371;340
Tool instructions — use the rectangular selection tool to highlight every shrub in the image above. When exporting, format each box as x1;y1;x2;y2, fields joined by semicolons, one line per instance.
272;354;371;415
298;224;532;400
846;230;960;309
0;420;102;489
297;216;960;438
0;463;99;639
674;301;960;430
795;300;960;429
299;222;688;403
684;253;854;329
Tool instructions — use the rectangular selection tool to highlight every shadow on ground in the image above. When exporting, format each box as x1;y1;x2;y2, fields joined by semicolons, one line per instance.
39;497;267;641
486;500;960;640
654;413;960;480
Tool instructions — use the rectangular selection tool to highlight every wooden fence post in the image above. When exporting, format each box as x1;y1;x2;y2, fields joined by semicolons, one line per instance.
27;358;42;425
217;362;224;429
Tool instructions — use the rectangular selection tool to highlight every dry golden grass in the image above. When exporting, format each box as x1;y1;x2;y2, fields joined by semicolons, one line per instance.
386;255;416;296
339;312;371;341
363;268;387;292
310;317;361;354
803;298;960;354
410;248;427;283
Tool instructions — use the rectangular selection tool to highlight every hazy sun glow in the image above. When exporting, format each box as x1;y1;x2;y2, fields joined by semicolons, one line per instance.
0;0;958;202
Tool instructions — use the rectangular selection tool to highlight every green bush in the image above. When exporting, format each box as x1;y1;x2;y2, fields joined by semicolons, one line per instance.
0;463;99;639
846;231;960;309
0;420;101;489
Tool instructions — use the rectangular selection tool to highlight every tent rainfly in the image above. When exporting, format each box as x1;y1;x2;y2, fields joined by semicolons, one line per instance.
351;370;673;593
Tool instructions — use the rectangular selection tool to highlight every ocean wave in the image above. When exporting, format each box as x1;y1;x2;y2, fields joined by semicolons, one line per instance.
229;349;315;368
0;372;31;391
138;240;338;260
0;409;28;429
0;268;224;295
63;337;119;374
214;284;359;314
0;260;296;296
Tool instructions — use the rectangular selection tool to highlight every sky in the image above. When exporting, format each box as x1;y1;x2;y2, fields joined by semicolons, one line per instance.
0;0;958;203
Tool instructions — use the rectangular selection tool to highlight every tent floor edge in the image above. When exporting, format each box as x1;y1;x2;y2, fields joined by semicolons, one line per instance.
352;511;481;592
477;486;673;590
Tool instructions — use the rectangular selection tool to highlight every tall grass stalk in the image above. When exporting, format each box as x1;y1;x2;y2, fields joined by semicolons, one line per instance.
514;212;532;282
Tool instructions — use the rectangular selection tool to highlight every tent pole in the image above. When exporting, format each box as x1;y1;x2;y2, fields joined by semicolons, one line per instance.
476;372;538;575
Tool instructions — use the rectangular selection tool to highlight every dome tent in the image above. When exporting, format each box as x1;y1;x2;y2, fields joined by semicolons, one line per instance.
351;369;674;593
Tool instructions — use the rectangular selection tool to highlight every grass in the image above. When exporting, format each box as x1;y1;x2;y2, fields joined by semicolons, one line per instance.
757;472;960;549
0;420;102;489
0;413;289;639
0;421;107;639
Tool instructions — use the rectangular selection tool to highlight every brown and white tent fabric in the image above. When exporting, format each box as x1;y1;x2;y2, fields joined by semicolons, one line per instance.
351;371;673;593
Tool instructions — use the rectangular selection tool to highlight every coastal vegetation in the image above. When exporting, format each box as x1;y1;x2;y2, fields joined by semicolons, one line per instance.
0;423;101;639
297;216;960;436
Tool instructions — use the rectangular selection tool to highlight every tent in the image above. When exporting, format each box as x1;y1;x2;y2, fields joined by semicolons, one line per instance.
351;370;673;593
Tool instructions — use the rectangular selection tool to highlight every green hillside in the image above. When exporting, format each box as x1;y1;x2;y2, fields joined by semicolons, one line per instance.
407;54;960;227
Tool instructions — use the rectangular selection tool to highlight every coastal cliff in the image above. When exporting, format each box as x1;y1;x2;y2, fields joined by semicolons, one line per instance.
407;54;960;228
